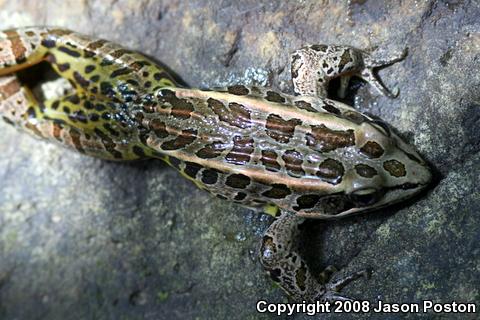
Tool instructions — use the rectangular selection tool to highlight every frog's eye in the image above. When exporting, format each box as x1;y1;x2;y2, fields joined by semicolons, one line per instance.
348;188;385;207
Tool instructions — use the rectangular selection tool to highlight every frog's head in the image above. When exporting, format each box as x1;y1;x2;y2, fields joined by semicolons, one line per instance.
297;120;432;219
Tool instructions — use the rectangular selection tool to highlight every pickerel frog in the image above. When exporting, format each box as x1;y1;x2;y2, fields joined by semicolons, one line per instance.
0;27;431;301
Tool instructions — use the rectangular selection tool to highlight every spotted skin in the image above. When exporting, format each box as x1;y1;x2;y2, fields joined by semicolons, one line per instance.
0;27;431;302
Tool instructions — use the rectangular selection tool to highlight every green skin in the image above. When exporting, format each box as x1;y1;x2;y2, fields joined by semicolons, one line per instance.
0;27;431;302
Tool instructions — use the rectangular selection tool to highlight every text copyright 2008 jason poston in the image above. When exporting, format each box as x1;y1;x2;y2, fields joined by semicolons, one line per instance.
256;300;477;316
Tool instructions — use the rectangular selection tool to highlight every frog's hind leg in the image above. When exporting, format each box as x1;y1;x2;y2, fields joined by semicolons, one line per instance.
291;45;407;98
0;75;38;128
0;74;146;161
359;48;407;98
260;210;369;302
0;28;51;75
0;74;93;155
1;26;177;102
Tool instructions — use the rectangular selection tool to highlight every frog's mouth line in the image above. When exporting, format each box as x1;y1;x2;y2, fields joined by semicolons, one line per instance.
297;181;428;219
337;181;427;217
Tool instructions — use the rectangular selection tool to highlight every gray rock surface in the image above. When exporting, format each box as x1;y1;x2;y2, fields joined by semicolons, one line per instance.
0;1;478;319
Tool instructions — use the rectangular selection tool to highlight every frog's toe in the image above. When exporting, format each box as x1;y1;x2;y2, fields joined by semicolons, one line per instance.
326;268;371;293
364;47;408;68
316;291;355;303
309;268;371;302
318;265;338;283
357;47;407;98
360;68;399;98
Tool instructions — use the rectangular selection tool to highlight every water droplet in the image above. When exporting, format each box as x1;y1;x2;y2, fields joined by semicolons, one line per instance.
235;232;246;241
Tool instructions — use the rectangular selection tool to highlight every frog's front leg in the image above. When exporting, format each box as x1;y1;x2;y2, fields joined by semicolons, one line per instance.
291;45;407;98
260;211;368;302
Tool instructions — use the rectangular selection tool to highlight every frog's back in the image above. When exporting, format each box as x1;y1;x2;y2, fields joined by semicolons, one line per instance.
147;87;430;218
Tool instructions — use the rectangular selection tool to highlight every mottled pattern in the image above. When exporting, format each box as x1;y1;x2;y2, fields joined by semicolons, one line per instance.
355;163;378;178
306;124;355;152
207;98;252;129
265;114;301;143
294;100;317;113
158;89;195;120
383;159;407;177
225;173;251;189
316;158;345;185
196;141;226;159
262;184;291;199
282;149;305;177
293;194;321;211
0;27;432;304
360;141;385;158
261;149;281;172
225;136;254;165
227;85;249;96
265;90;286;103
161;129;197;150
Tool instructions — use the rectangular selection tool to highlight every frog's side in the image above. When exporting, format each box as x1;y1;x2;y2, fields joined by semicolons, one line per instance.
0;27;431;302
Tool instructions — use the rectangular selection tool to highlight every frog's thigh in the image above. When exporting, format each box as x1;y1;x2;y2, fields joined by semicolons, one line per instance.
38;93;139;160
260;211;326;302
0;75;39;128
0;28;47;75
0;76;126;159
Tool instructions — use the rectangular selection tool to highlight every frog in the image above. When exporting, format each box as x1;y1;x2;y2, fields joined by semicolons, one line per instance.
0;27;432;302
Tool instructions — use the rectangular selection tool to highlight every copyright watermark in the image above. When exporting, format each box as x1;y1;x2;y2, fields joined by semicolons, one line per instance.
256;300;477;316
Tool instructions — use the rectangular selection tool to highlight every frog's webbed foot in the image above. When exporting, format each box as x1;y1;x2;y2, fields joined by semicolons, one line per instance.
319;268;371;302
360;47;408;98
260;211;369;302
291;45;407;99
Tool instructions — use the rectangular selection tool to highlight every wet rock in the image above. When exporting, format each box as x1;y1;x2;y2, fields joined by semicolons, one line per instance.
0;1;478;319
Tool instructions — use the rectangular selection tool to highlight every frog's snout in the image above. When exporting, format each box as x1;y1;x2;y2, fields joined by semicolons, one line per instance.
391;135;432;189
408;158;433;189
